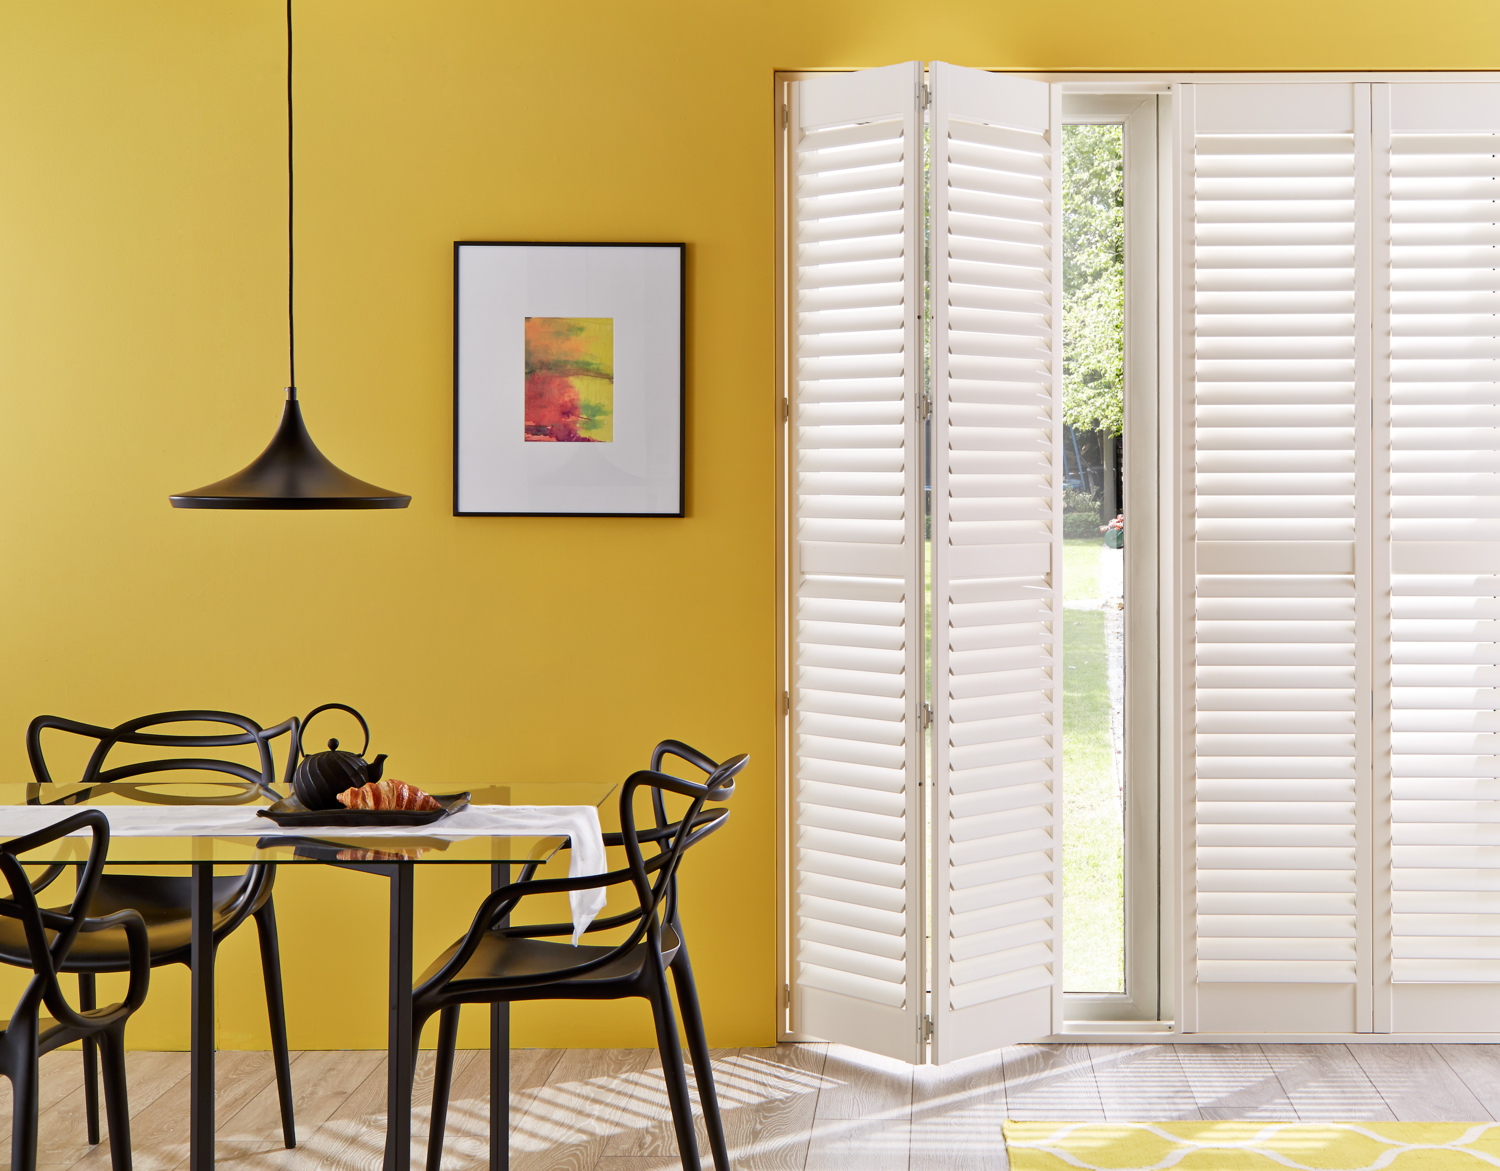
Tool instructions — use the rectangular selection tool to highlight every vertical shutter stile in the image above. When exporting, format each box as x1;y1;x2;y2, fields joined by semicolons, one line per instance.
1177;83;1202;1034
1355;90;1376;1036
1372;83;1396;1036
787;62;926;1062
929;62;1063;1061
1184;83;1373;1033
1380;83;1500;1032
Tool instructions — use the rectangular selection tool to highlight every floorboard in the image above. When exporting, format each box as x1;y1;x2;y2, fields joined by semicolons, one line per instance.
45;1052;186;1170
908;1049;1008;1171
1176;1043;1296;1120
1089;1044;1200;1122
1000;1043;1102;1121
511;1047;653;1171
597;1047;735;1161
721;1044;827;1171
1348;1044;1491;1122
811;1045;912;1121
1260;1044;1389;1122
0;1043;1490;1170
803;1116;909;1171
1433;1046;1500;1120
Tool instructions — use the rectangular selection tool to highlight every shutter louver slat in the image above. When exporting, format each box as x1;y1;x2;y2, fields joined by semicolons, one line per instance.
788;62;925;1063
1381;88;1500;1016
1185;85;1372;1028
930;62;1062;1062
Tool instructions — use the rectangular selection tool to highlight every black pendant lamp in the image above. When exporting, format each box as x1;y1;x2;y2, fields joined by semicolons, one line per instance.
170;0;409;510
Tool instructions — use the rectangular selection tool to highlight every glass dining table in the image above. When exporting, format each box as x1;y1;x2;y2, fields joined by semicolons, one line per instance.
0;778;616;1171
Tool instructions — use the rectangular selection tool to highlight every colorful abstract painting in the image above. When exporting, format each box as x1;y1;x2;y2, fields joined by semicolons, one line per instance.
524;317;614;443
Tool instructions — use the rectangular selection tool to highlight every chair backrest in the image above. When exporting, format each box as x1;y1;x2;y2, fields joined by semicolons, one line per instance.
0;808;111;1015
637;739;742;929
616;746;746;940
425;743;746;992
508;746;745;940
26;710;298;802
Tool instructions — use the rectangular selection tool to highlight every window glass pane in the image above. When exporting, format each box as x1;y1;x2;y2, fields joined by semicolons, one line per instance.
1061;123;1125;995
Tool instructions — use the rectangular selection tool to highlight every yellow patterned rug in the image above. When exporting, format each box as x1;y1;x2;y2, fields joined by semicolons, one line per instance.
1003;1121;1500;1169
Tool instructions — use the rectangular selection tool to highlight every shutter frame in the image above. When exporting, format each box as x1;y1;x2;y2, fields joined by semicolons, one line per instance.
1180;81;1375;1033
1377;80;1500;1033
788;61;926;1063
929;61;1064;1062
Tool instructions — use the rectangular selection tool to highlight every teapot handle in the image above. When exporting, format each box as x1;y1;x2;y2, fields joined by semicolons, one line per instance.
296;703;370;760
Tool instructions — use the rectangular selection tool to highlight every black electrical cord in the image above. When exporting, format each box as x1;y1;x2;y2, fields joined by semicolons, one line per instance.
286;0;296;396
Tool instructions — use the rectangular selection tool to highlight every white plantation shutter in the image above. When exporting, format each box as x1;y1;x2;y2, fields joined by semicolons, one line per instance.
928;62;1063;1061
787;62;927;1062
784;69;1500;1052
1377;83;1500;1032
1181;83;1374;1033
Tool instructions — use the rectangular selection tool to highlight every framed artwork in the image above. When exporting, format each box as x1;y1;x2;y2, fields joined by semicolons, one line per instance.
453;241;685;517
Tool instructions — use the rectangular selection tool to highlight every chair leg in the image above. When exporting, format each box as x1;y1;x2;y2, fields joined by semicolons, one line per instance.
254;900;297;1148
98;1026;134;1171
79;973;101;1146
426;1007;460;1171
671;944;732;1171
648;973;703;1171
10;1036;40;1171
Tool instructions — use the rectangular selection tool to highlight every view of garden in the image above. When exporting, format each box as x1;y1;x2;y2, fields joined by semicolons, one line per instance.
1062;537;1125;993
1059;122;1126;994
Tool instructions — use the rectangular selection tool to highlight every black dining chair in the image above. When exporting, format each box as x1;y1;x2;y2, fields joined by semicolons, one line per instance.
13;710;300;1150
0;807;151;1171
408;740;746;1171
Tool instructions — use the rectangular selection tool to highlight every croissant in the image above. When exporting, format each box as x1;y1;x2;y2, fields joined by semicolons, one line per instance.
337;779;441;812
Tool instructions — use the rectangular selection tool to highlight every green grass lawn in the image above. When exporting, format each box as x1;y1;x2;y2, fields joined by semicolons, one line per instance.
1061;582;1125;994
1063;537;1103;603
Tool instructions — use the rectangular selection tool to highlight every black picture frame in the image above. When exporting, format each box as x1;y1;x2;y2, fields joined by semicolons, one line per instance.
452;241;686;518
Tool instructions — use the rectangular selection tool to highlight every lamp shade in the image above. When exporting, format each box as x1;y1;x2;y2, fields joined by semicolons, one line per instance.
170;0;409;512
169;389;411;510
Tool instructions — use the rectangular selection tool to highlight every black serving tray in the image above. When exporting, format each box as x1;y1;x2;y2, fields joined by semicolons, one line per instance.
256;791;470;828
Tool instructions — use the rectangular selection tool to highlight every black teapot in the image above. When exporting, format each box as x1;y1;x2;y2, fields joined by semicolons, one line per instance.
291;703;388;810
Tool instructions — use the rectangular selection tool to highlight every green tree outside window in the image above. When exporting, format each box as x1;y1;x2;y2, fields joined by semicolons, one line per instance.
1063;125;1124;440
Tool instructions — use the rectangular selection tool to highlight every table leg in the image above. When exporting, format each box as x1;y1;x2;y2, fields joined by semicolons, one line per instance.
190;863;215;1171
490;862;511;1171
385;863;415;1171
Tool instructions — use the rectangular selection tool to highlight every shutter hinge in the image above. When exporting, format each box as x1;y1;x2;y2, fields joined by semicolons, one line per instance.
923;1013;934;1041
920;702;933;730
784;982;792;1005
782;102;789;127
782;396;790;423
919;83;931;110
782;690;790;717
919;391;932;421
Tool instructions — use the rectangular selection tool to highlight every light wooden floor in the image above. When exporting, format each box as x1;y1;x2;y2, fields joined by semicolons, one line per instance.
7;1043;1500;1170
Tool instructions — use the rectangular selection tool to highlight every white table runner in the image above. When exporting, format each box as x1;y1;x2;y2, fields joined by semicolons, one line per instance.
0;804;609;944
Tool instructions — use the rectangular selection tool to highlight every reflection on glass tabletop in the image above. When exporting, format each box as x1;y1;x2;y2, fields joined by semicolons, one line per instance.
0;779;617;866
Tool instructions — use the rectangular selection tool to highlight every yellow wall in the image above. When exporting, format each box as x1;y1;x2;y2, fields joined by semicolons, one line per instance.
3;0;1500;1050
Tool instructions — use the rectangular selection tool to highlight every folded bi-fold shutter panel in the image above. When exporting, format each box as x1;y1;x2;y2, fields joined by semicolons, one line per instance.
787;62;926;1063
1181;83;1374;1033
1377;82;1500;1032
927;61;1063;1061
